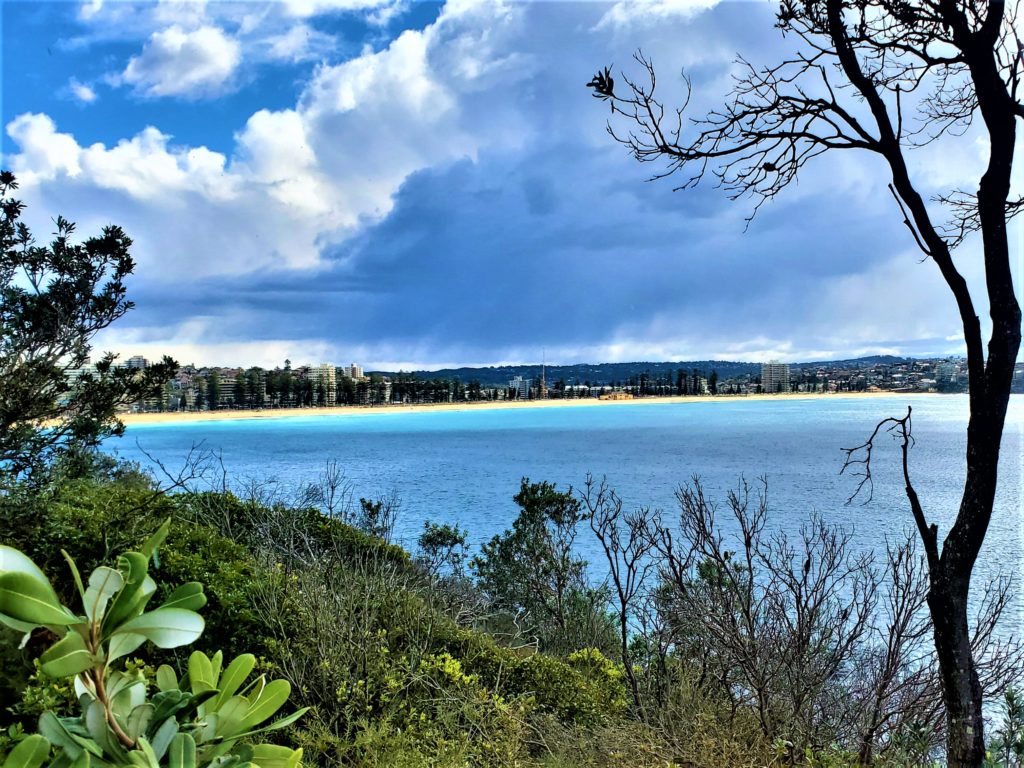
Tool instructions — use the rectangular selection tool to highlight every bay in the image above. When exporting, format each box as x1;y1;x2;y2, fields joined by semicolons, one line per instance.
109;393;1023;616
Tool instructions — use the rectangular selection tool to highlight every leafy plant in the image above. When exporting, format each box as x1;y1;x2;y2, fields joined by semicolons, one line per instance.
0;520;306;768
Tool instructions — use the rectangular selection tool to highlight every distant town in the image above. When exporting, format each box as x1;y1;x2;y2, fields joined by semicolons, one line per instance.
68;355;1024;414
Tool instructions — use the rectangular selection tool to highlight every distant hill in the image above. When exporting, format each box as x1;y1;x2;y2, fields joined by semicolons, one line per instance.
370;355;913;387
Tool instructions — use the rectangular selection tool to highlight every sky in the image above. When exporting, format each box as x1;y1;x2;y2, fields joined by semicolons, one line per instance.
2;0;1019;370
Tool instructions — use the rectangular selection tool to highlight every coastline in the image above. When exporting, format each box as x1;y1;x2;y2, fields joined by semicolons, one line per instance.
118;390;927;427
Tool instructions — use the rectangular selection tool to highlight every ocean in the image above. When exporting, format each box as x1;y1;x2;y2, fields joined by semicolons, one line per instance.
109;394;1023;611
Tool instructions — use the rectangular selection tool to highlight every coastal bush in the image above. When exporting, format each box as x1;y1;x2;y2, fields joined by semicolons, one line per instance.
472;479;618;656
0;521;306;768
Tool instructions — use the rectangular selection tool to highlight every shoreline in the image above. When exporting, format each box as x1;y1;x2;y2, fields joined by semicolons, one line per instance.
118;390;930;427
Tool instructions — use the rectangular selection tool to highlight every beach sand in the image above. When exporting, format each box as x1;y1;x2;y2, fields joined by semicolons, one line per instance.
118;390;918;427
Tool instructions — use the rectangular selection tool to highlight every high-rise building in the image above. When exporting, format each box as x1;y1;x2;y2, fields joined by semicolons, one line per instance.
509;375;530;400
761;361;790;394
311;363;337;406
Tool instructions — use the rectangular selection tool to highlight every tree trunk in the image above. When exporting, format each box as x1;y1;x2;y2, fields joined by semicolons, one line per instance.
929;575;985;766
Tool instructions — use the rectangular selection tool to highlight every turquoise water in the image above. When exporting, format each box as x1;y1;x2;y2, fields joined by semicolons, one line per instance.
110;394;1024;609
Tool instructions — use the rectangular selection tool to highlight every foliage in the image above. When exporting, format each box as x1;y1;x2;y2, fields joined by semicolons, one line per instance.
988;688;1024;768
472;479;616;655
0;171;175;488
0;520;305;768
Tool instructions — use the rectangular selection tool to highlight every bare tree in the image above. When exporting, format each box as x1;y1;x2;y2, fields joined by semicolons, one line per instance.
650;479;879;751
581;474;657;712
299;458;353;521
589;3;1022;763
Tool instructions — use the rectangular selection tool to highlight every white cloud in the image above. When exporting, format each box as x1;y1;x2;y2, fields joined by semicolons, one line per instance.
67;78;98;104
119;25;240;98
263;23;335;63
7;114;83;184
596;0;726;29
279;0;397;19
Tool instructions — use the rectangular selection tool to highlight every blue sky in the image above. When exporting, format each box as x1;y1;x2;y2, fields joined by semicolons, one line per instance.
2;0;1011;369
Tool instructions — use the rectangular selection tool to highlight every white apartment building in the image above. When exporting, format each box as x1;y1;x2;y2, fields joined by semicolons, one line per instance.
761;361;791;394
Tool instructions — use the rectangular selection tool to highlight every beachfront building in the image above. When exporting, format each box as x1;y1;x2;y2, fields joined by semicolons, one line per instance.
762;361;791;394
509;375;530;400
311;363;337;406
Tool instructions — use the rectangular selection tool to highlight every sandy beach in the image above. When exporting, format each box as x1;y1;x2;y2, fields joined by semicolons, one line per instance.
118;390;921;427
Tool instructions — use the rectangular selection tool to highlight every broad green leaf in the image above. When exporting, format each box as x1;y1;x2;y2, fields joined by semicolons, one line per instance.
38;713;102;759
138;576;158;614
148;716;179;761
236;707;309;739
112;609;204;649
67;751;90;768
134;736;159;768
106;632;146;665
158;583;206;613
83;699;121;757
0;613;40;634
0;572;79;627
239;680;291;731
155;665;178;693
1;734;51;768
140;519;171;565
188;652;214;693
0;546;50;585
212;655;255;709
149;690;190;726
212;696;249;738
102;553;149;633
209;651;223;688
108;684;146;724
40;631;93;678
125;704;154;742
249;745;302;768
83;567;124;624
167;734;196;768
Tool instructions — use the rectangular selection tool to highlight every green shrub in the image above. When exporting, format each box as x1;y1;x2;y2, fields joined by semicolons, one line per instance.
0;521;305;768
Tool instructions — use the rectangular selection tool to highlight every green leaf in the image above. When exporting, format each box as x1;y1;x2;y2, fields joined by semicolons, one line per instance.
188;652;214;694
212;655;255;709
125;704;154;742
38;713;102;759
1;734;51;768
61;551;86;604
67;751;90;768
112;609;204;649
0;546;50;585
158;583;206;613
83;699;122;757
149;717;178;762
248;707;309;735
149;690;189;726
167;734;196;768
240;680;291;731
83;567;124;624
106;632;147;665
40;631;94;678
209;651;223;688
102;553;149;633
140;520;171;566
249;745;302;768
0;572;79;627
212;696;249;738
155;665;178;693
0;614;40;634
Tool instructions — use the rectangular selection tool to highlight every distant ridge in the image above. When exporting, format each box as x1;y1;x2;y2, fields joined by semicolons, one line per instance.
370;355;913;387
